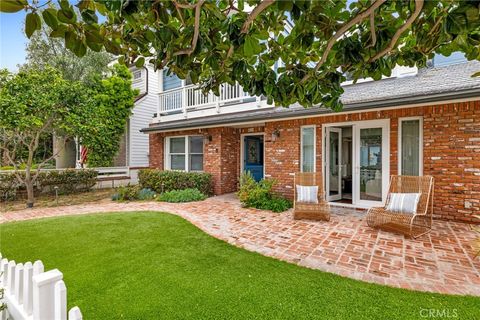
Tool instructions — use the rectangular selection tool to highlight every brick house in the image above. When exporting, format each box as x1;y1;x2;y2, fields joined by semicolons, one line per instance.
141;57;480;224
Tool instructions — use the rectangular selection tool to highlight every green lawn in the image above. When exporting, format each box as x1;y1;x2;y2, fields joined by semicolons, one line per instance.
1;212;478;319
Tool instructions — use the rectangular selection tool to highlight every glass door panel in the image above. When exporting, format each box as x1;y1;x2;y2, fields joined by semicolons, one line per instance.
359;128;382;201
326;128;342;201
353;120;389;206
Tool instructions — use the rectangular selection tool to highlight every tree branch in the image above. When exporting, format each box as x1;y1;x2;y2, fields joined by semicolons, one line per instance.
240;0;276;34
366;12;377;48
172;0;205;57
427;7;449;36
301;0;386;82
32;136;66;183
174;1;196;9
0;139;25;185
369;0;425;62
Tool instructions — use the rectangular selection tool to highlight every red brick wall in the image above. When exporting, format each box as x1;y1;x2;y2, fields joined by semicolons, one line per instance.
148;127;240;195
263;100;480;223
148;100;479;223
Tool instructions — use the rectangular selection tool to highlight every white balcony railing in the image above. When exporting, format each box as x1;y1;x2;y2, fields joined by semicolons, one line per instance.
157;83;259;118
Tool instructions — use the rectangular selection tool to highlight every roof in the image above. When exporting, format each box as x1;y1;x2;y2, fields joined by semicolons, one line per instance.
142;61;480;132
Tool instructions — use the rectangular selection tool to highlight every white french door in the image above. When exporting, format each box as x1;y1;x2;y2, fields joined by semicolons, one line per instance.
353;120;389;207
326;127;342;201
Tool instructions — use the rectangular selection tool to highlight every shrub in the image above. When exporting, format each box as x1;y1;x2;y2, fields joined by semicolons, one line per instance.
0;169;98;201
111;186;157;201
157;188;207;203
111;184;141;201
36;169;98;194
137;188;156;200
237;172;292;213
138;169;213;196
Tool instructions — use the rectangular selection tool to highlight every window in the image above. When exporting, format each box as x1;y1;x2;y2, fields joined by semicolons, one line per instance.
132;70;142;81
399;117;423;176
301;126;315;172
166;136;204;171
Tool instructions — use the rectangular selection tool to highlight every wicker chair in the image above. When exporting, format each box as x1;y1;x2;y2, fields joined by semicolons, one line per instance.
366;175;434;238
293;172;330;221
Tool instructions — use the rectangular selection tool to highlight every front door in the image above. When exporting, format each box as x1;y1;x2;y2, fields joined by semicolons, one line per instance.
326;128;342;201
243;135;264;182
353;120;389;206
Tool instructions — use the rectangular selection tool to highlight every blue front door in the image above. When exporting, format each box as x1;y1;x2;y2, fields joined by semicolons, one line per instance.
244;136;264;182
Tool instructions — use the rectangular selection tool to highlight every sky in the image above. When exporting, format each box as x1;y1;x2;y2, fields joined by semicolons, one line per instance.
0;10;28;71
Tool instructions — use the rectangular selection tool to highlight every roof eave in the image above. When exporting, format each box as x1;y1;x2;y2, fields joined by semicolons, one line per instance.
141;88;480;133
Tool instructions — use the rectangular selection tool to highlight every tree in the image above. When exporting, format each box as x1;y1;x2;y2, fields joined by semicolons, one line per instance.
71;64;139;167
0;65;137;207
0;67;80;207
2;0;479;109
21;18;112;83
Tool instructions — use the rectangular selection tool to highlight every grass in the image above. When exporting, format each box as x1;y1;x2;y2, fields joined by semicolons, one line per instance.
1;188;113;212
1;212;478;319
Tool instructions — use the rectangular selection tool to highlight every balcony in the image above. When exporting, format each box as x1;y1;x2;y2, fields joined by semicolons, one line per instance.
156;83;270;122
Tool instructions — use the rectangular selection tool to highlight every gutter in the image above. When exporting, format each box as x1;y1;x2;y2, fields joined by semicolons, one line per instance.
141;88;480;133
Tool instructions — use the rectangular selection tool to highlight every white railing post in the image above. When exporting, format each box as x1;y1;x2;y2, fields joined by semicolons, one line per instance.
215;95;220;113
32;269;63;320
7;261;16;293
55;280;67;320
14;263;24;304
68;306;83;320
256;95;261;108
157;94;161;120
182;86;187;118
23;261;34;316
0;258;8;285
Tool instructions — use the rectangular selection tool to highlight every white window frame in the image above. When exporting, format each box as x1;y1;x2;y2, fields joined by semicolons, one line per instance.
132;69;143;83
165;135;204;172
300;125;316;172
398;116;423;176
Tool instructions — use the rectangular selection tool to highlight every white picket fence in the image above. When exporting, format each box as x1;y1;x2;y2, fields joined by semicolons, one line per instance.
0;254;82;320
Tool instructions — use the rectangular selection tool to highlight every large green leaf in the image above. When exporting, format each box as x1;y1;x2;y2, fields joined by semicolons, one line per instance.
243;36;262;57
25;12;41;38
471;71;480;77
135;57;145;68
42;8;58;29
0;0;26;13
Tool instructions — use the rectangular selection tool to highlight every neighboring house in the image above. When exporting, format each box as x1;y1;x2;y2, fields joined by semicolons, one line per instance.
141;56;480;224
55;64;159;182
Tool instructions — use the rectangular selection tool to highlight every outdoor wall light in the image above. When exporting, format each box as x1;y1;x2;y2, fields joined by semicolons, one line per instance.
272;129;281;141
204;135;213;143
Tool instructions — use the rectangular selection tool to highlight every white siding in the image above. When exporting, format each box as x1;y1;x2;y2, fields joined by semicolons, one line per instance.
129;65;160;167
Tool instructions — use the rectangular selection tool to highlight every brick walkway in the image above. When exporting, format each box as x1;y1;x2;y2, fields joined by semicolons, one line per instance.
1;194;479;296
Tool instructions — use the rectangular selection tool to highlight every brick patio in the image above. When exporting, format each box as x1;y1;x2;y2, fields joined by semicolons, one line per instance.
1;194;479;296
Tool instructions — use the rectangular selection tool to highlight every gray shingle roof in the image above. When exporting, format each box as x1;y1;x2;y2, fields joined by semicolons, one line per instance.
341;61;480;105
142;61;480;132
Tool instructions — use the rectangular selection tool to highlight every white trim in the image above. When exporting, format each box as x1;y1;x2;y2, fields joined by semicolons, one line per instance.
325;127;342;201
300;125;316;173
164;135;204;172
398;116;423;176
322;118;390;207
240;132;265;178
353;119;390;207
147;96;479;134
132;69;143;82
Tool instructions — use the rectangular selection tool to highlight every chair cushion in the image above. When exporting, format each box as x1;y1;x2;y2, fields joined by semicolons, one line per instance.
296;185;318;204
386;193;421;214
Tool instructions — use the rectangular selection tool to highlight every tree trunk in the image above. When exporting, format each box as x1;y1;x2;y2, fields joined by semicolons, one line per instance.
25;170;35;208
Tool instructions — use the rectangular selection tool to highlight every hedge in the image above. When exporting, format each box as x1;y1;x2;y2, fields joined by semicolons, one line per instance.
138;169;213;196
0;169;98;201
